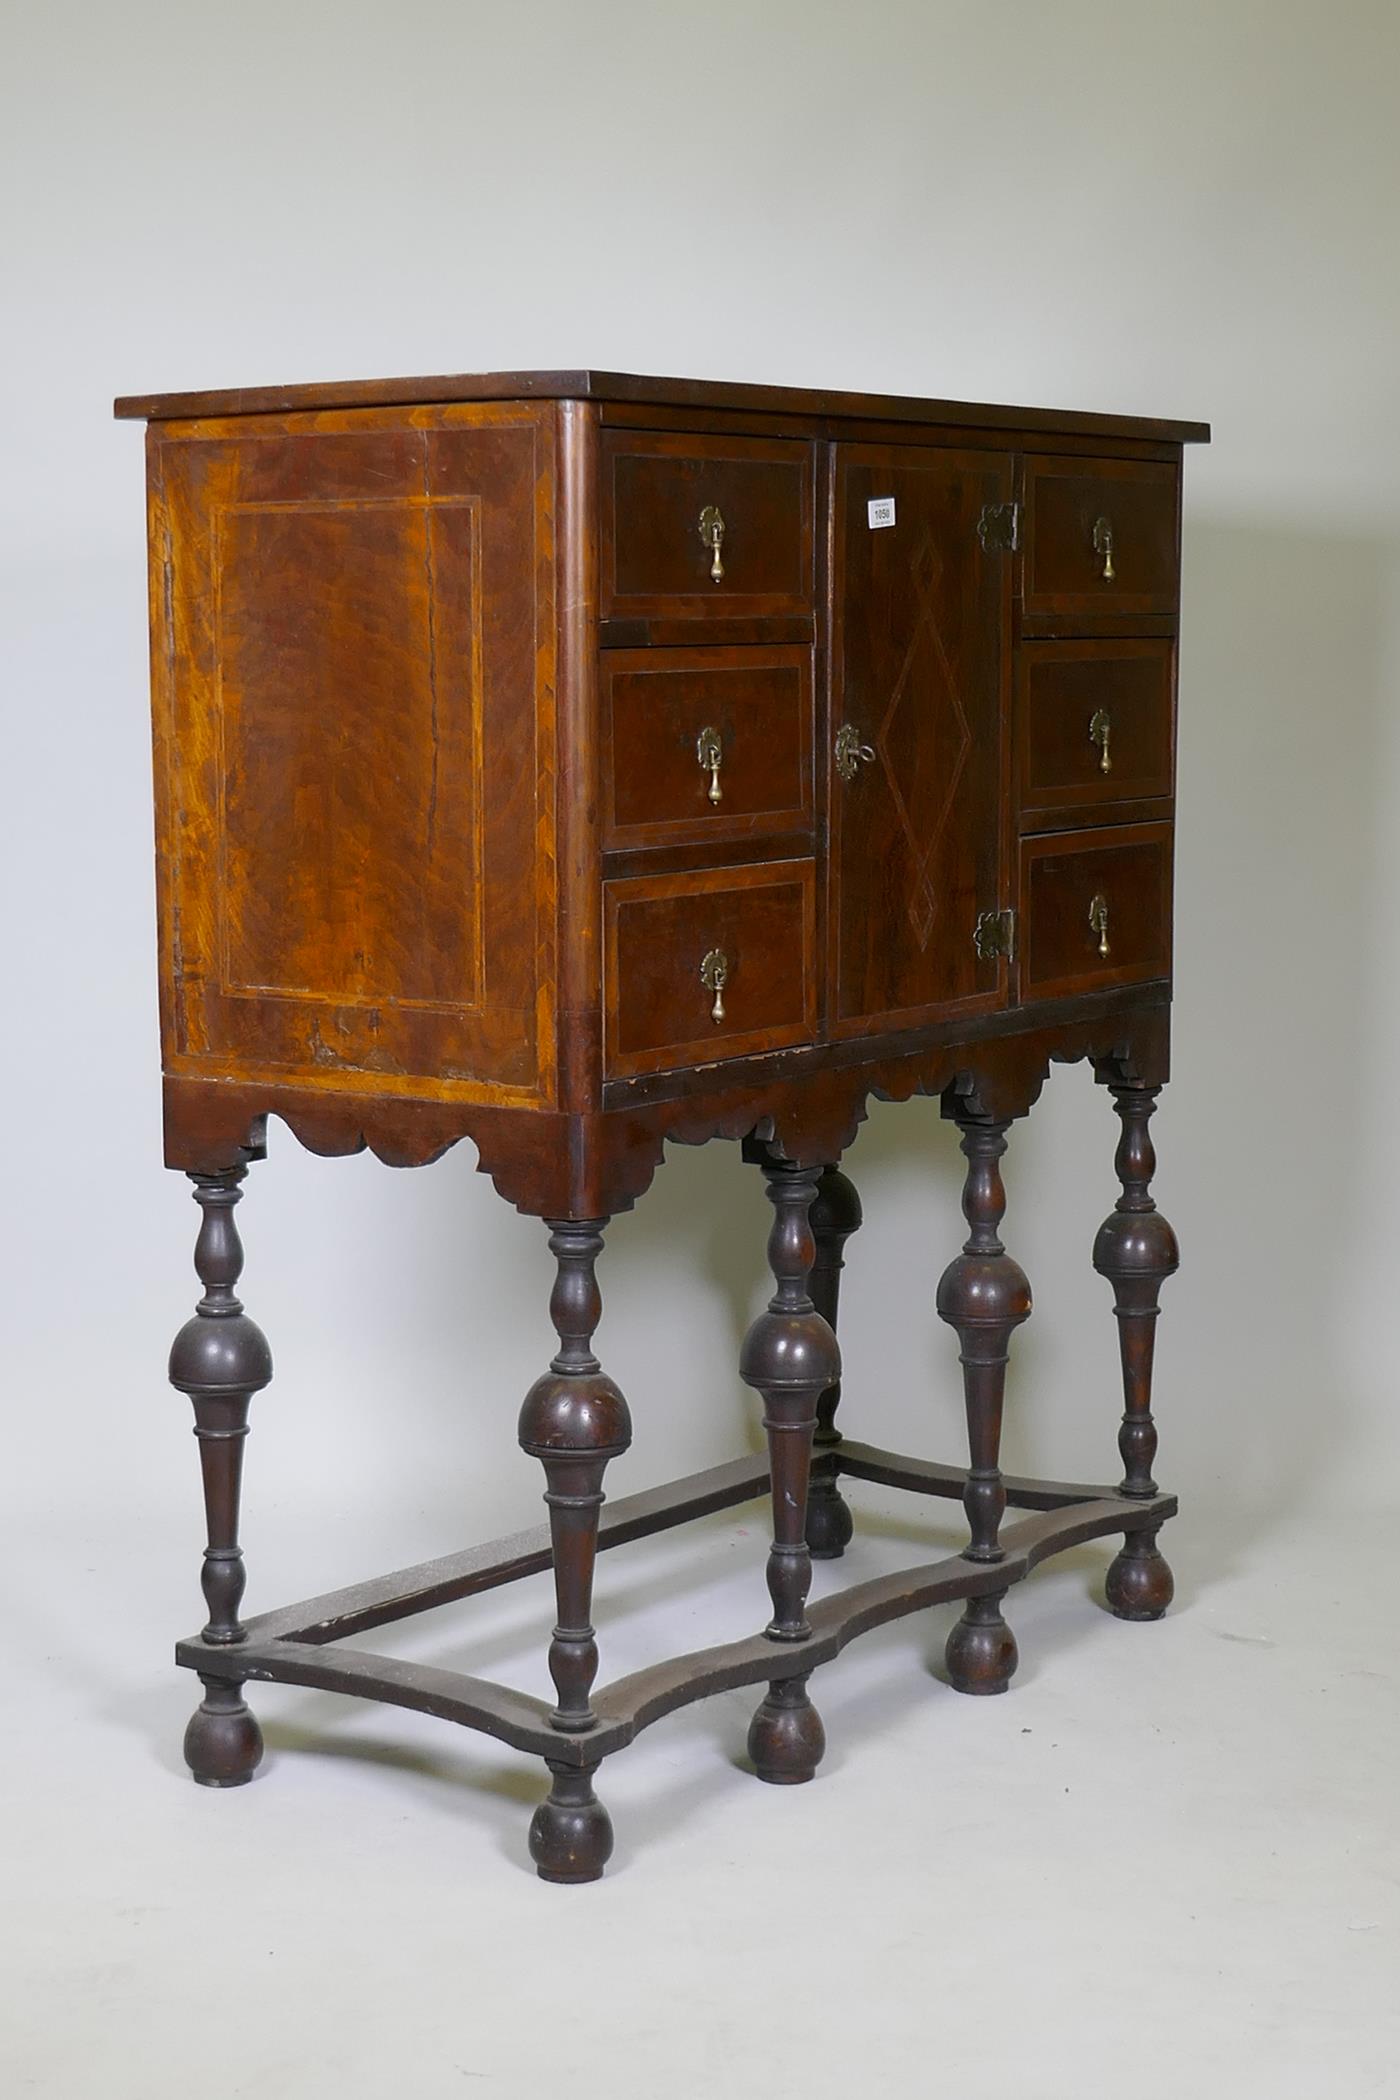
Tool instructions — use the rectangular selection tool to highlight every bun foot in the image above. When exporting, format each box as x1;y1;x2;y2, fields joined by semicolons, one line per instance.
946;1592;1018;1695
184;1677;263;1788
1106;1529;1175;1621
805;1479;854;1561
529;1763;614;1884
748;1676;825;1784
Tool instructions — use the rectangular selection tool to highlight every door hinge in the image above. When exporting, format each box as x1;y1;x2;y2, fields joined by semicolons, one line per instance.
974;908;1016;962
976;501;1020;554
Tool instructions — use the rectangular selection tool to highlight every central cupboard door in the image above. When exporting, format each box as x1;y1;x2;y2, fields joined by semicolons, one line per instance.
831;445;1012;1029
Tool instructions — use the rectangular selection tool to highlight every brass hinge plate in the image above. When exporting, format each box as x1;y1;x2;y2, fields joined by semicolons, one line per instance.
974;907;1016;962
976;501;1020;554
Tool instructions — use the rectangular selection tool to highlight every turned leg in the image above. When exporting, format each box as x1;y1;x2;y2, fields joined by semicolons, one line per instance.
518;1220;631;1882
1094;1083;1179;1621
804;1165;862;1561
740;1145;840;1782
937;1109;1031;1694
169;1168;272;1787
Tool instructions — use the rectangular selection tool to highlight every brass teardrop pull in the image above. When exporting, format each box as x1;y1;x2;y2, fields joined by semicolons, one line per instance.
1089;707;1112;774
1088;893;1111;959
699;946;728;1023
696;725;723;803
1092;516;1116;582
698;505;725;583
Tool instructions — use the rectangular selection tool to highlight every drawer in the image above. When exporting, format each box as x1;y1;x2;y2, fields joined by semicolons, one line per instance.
600;432;815;619
1023;457;1179;618
1019;823;1172;1002
604;859;816;1077
602;646;813;850
1018;639;1174;820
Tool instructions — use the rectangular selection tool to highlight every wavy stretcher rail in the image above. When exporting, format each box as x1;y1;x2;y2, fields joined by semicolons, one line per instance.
175;1447;1175;1772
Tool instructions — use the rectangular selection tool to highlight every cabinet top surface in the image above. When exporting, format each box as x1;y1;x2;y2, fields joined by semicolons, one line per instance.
113;367;1210;444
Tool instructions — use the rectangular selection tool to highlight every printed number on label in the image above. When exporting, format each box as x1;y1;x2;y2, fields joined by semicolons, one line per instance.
867;496;896;530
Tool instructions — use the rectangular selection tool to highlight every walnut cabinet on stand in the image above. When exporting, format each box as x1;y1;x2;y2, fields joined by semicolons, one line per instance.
116;368;1207;1880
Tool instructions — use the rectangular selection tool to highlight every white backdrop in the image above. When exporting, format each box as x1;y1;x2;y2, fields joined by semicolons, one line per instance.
5;0;1400;1626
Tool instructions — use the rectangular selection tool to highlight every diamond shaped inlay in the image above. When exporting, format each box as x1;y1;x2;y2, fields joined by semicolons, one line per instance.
873;527;973;951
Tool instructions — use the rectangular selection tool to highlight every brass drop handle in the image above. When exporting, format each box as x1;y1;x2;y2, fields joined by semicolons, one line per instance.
699;946;729;1023
1089;892;1111;959
698;504;725;583
1092;515;1116;582
1089;707;1112;774
834;723;876;783
696;725;723;804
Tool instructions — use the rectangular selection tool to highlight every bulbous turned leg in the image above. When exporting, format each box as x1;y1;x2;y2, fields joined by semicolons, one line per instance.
804;1166;862;1561
747;1674;826;1785
169;1169;272;1787
945;1593;1020;1695
937;1107;1031;1695
184;1677;264;1788
740;1144;840;1779
1093;1082;1179;1621
1105;1526;1175;1621
529;1761;614;1885
519;1220;631;1880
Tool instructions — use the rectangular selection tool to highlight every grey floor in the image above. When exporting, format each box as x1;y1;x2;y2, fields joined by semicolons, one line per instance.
5;1486;1396;2098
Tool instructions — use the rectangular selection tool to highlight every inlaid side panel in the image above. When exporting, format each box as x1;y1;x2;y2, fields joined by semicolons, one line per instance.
218;496;485;1010
147;404;556;1103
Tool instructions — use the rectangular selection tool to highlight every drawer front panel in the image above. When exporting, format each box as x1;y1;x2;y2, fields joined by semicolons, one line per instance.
603;646;813;850
1018;639;1174;818
601;433;814;618
1024;457;1179;617
605;860;816;1077
1020;823;1173;1001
